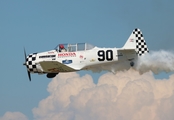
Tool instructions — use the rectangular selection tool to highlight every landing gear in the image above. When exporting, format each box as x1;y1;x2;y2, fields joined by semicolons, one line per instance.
46;73;58;78
130;61;134;67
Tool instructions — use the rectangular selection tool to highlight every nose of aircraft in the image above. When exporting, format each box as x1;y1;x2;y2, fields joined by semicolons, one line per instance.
23;48;38;81
25;53;37;72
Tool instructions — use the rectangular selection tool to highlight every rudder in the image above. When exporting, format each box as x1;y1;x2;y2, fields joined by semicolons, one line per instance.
134;28;149;56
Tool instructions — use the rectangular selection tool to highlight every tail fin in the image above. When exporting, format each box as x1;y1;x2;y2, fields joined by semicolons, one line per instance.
123;28;149;56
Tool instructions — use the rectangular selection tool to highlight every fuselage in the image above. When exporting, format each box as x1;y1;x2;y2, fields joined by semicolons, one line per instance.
25;47;122;74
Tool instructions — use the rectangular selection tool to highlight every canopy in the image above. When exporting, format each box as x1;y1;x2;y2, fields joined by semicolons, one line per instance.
55;43;95;52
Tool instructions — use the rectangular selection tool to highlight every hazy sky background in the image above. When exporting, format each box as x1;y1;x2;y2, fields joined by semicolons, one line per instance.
1;0;174;120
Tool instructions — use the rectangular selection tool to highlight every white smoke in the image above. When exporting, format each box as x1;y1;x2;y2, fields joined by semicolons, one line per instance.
136;50;174;74
32;70;174;120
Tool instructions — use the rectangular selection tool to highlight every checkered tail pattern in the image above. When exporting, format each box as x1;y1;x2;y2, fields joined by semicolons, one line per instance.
133;28;149;56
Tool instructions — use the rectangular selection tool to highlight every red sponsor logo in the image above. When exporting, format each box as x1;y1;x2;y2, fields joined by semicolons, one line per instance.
130;39;134;42
58;52;76;57
79;55;83;59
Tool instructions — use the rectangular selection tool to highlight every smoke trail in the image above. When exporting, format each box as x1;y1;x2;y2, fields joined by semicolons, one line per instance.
135;50;174;74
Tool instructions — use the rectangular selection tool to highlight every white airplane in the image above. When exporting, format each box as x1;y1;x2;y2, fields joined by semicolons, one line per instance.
23;28;149;81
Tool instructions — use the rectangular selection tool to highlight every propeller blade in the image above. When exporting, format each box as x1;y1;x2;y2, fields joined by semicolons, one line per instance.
28;71;31;81
24;48;27;60
24;48;31;81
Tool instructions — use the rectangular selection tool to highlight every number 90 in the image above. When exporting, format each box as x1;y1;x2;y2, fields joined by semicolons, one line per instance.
98;50;113;61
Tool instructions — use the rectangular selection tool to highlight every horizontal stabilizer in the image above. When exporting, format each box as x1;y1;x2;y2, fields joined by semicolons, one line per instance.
117;49;136;55
117;49;137;60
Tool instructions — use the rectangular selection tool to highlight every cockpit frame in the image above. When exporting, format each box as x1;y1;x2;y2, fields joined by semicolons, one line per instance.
55;43;95;52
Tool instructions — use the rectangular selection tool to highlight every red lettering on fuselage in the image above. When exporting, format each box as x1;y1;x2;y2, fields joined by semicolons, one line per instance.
58;52;76;57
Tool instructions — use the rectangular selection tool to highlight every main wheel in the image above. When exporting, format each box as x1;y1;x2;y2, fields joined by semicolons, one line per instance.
46;73;58;78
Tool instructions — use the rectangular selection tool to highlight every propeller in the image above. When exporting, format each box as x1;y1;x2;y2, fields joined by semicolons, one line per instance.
23;48;31;81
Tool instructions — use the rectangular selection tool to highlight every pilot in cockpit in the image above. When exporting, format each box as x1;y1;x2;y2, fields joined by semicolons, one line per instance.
59;44;66;52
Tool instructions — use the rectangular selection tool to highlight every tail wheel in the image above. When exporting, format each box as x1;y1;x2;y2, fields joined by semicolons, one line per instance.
130;61;134;67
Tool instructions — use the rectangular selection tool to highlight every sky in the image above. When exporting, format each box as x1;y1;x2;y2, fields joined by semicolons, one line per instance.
1;0;174;120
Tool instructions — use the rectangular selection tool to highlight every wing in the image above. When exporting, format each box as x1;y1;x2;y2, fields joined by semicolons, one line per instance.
39;61;76;73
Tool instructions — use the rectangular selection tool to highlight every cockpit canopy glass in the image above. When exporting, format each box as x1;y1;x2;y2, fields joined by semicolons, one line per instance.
55;43;95;52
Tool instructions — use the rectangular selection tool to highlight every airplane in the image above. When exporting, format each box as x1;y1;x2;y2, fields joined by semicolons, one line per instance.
23;28;149;81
